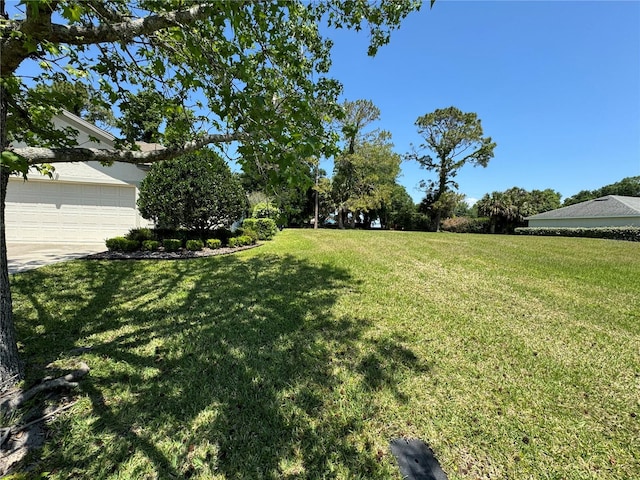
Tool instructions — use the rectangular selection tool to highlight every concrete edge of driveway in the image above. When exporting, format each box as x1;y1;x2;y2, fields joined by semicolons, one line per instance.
7;243;106;274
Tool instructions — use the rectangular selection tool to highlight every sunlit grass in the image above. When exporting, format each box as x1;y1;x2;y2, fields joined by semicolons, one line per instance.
9;230;640;479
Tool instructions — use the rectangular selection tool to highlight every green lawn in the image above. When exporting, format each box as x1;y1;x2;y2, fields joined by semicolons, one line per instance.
9;230;640;479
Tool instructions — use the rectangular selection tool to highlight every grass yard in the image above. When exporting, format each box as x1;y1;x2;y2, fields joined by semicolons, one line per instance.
8;229;640;479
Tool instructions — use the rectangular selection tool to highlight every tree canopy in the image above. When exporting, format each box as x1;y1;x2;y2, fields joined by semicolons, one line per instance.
332;131;401;228
407;106;496;230
476;187;561;234
0;0;425;385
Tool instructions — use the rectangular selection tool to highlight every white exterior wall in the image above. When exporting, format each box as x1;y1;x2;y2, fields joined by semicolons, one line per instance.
528;217;640;228
6;112;154;244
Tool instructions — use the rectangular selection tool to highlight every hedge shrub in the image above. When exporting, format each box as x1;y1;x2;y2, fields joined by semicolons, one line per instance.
515;226;640;242
186;239;204;251
206;238;222;249
163;238;182;252
126;228;154;243
228;237;239;248
142;240;160;251
441;217;491;234
242;218;277;240
105;237;139;252
238;235;254;246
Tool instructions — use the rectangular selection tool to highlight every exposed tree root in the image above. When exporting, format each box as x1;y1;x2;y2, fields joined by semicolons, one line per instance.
0;362;89;412
0;362;89;475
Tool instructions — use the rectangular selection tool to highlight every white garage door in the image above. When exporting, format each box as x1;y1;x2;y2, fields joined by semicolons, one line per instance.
6;179;139;243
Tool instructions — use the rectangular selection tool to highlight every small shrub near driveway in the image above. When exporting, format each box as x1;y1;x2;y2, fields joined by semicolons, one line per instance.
126;228;154;243
142;240;160;251
163;238;182;252
186;239;204;251
105;236;139;252
206;238;222;249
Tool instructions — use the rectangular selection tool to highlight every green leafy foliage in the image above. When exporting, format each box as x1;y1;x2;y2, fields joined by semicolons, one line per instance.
251;201;280;219
243;218;277;240
477;187;561;234
125;228;154;243
186;239;204;251
162;238;182;252
0;0;424;387
1;151;29;178
142;240;160;252
105;237;139;252
516;226;640;241
206;238;222;249
138;149;247;232
563;176;640;206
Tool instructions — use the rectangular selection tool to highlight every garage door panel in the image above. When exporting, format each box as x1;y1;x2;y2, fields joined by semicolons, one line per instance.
6;179;141;243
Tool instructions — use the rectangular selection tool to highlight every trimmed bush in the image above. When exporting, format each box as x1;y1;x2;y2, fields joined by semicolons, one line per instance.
515;226;640;242
126;228;154;243
228;237;239;248
243;228;259;244
237;235;254;246
186;239;204;251
206;238;222;249
142;240;160;251
243;218;277;240
163;238;182;252
105;237;139;252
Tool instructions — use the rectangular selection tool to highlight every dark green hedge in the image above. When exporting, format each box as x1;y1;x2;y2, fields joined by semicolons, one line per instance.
105;237;139;252
515;226;640;242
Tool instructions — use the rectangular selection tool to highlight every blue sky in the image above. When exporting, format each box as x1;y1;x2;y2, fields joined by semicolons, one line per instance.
323;0;640;204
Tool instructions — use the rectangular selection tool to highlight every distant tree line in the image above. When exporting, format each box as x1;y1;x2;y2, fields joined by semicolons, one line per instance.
44;87;639;234
562;176;640;206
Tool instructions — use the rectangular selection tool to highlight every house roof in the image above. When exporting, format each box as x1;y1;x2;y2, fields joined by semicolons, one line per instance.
526;195;640;220
58;109;116;146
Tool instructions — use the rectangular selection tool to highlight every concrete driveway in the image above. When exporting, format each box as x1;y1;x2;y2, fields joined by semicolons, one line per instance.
7;243;106;274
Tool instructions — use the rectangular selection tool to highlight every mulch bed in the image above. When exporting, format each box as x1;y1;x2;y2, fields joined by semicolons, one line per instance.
84;243;261;261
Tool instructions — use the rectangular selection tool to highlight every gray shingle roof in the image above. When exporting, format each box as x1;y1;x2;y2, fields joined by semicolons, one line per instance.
526;195;640;220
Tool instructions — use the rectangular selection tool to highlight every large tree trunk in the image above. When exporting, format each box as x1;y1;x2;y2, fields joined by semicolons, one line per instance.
0;86;23;388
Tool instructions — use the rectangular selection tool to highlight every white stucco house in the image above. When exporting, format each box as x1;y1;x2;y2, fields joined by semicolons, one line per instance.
6;110;157;244
525;195;640;228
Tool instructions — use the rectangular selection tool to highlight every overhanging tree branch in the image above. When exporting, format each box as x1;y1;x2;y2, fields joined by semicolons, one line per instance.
10;131;248;166
1;4;214;77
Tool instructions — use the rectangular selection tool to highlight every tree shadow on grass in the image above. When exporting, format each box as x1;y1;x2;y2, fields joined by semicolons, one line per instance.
11;253;429;478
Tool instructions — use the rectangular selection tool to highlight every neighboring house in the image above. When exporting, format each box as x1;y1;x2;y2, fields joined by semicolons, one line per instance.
525;195;640;228
6;110;157;243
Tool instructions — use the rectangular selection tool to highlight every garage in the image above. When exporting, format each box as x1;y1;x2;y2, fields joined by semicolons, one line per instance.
5;110;157;244
6;177;141;243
